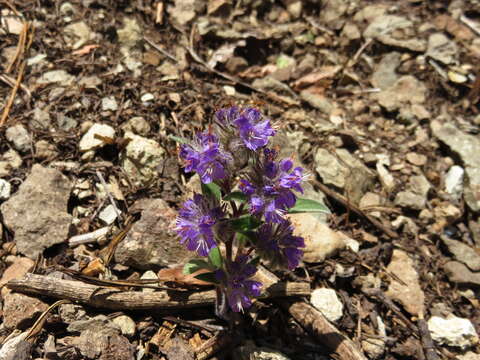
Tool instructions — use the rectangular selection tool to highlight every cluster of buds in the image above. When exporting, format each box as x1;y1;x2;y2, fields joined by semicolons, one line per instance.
175;106;324;314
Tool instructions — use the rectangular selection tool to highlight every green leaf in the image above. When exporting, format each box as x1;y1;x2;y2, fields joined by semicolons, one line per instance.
208;247;223;268
223;191;247;202
288;198;331;214
194;272;219;284
183;259;212;275
230;216;261;232
201;182;222;200
168;135;189;144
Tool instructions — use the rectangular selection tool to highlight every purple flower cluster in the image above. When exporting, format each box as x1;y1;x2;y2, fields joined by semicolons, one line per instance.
175;194;223;257
255;222;305;270
179;132;232;184
175;106;307;315
240;149;307;223
215;255;262;312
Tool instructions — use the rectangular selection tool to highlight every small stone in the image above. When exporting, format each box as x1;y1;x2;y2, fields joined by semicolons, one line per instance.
112;315;136;337
6;124;30;153
0;149;22;177
234;343;291;360
371;52;401;90
121;132;165;187
300;91;333;114
79;75;102;88
223;85;236;96
57;114;78;131
79;123;115;152
115;199;192;269
395;191;426;210
63;21;92;49
441;236;480;271
342;22;361;40
310;288;343;322
385;249;425;316
141;93;154;102
121;116;151;136
101;96;118;111
428;315;478;349
445;165;464;200
315;148;375;203
98;204;120;225
444;261;480;286
457;352;480;360
139;270;159;291
0;257;34;289
377;162;396;192
406;152;427;166
427;33;458;65
117;18;142;49
225;56;248;73
287;0;302;19
30;107;51;129
448;70;468;83
431;120;480;212
3;292;49;329
0;165;72;259
58;303;87;323
376;75;427;112
37;70;75;86
35;140;57;160
0;179;11;200
288;213;345;263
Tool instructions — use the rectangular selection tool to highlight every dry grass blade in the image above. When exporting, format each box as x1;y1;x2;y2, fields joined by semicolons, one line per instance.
25;299;71;341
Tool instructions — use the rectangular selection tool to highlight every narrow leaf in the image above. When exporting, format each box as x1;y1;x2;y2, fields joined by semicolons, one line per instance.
230;216;261;232
194;272;219;284
223;191;247;202
288;198;331;214
183;259;212;275
208;247;223;268
168;135;190;144
201;181;222;200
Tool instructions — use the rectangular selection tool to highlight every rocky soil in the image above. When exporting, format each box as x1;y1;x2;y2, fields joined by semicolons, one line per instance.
1;0;480;359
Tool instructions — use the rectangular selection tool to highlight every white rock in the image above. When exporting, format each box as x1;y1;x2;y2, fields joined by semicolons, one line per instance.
344;237;360;252
141;93;154;102
445;165;464;200
111;315;136;337
101;96;118;111
6;124;30;153
27;54;47;66
79;124;115;152
310;288;343;322
288;213;345;263
63;21;92;49
428;315;478;349
98;205;120;225
140;270;158;293
37;70;75;86
121;116;150;136
121;132;164;187
0;179;11;200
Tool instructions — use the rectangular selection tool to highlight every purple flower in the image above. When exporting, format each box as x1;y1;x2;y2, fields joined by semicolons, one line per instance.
216;255;262;312
179;132;232;184
234;108;275;151
214;106;242;127
175;194;223;256
239;149;308;223
255;222;305;270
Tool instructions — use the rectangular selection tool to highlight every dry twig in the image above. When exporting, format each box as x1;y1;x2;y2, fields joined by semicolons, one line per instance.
285;301;368;360
7;273;311;311
313;179;398;239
